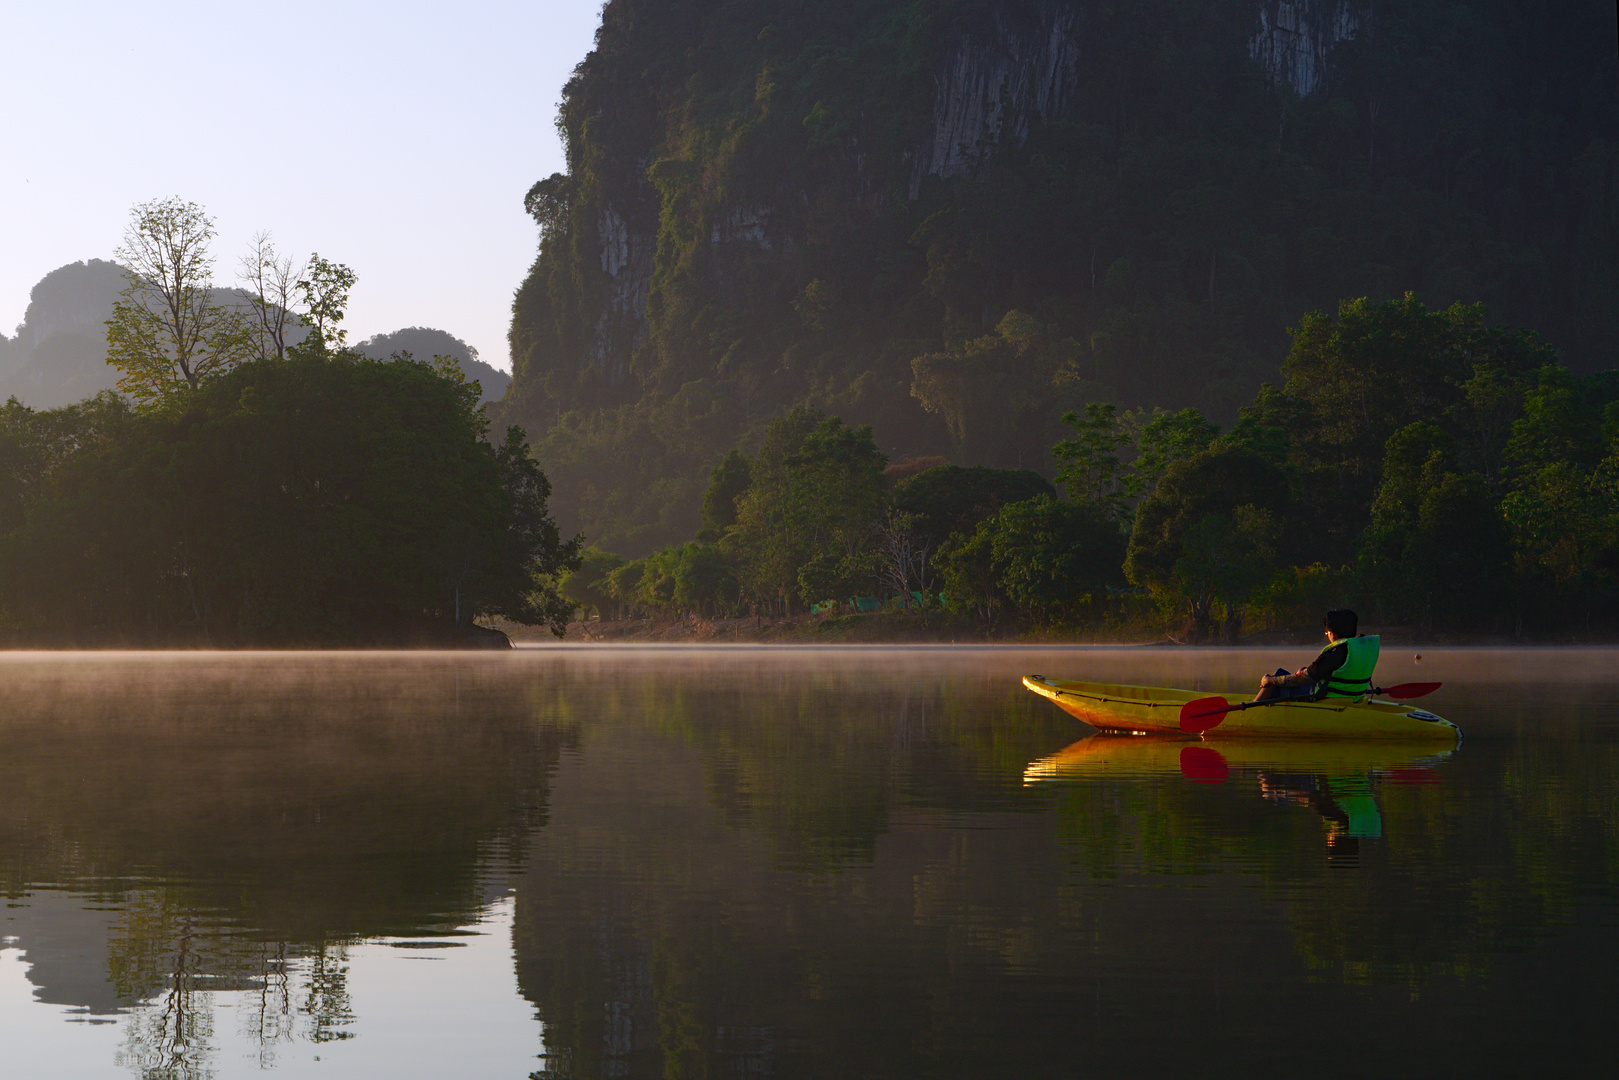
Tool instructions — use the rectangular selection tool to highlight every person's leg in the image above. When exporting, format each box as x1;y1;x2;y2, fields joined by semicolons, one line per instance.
1254;668;1290;702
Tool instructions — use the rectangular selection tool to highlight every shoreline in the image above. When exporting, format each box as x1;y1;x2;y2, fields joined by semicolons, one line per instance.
493;613;1619;649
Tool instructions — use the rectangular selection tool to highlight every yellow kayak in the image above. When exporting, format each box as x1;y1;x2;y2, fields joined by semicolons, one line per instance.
1022;675;1459;742
1024;733;1454;784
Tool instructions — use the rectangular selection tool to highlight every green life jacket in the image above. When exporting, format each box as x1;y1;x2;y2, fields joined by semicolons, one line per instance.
1316;634;1380;699
1326;774;1384;839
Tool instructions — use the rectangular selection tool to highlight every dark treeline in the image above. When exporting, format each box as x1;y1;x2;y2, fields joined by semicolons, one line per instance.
500;0;1618;556
567;295;1618;639
0;356;577;646
0;199;579;647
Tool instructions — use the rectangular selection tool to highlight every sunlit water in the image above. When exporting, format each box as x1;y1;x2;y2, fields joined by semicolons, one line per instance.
0;647;1613;1077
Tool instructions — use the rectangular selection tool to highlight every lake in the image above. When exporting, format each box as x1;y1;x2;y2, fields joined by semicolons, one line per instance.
1;647;1614;1078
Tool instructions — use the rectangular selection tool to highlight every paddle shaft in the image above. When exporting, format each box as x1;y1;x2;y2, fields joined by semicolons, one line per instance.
1179;682;1442;733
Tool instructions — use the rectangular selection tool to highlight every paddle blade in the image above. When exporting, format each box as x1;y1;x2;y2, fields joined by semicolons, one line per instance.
1377;681;1442;699
1180;745;1229;782
1180;696;1232;733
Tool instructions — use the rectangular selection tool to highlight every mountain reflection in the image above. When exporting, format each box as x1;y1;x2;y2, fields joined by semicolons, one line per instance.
0;654;568;1077
1;650;1614;1077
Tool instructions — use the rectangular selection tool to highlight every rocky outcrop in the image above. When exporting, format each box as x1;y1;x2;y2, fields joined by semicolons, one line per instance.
591;204;653;384
911;0;1082;197
0;260;126;408
709;206;777;249
1249;1;1361;97
515;0;1376;409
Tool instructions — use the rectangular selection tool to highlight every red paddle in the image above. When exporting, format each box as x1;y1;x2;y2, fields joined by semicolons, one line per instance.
1179;745;1229;781
1179;682;1443;733
1369;682;1443;699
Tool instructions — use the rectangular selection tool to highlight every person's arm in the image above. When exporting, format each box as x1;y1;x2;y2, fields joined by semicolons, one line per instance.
1261;644;1346;688
1262;668;1313;688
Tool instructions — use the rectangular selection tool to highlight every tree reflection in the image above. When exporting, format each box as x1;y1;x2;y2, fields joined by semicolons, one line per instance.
0;654;572;1076
507;665;1619;1078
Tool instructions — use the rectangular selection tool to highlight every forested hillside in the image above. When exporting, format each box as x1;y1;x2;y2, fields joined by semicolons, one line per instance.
500;0;1618;555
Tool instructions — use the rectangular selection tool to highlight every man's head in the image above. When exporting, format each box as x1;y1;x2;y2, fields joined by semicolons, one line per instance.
1324;609;1358;640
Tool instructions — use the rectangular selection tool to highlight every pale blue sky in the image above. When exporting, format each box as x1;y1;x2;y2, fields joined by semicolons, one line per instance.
1;0;605;372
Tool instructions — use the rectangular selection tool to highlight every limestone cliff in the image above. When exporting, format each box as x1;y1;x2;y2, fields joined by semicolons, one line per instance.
502;0;1615;556
911;1;1082;196
1249;1;1361;97
514;0;1373;412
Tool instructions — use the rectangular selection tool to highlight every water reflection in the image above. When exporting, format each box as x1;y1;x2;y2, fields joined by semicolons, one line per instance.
0;653;561;1078
0;648;1614;1076
1024;733;1457;867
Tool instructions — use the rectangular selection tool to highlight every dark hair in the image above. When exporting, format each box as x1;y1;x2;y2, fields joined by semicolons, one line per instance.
1324;609;1358;638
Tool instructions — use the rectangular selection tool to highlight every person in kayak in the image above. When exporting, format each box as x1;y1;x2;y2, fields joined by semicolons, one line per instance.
1254;609;1381;702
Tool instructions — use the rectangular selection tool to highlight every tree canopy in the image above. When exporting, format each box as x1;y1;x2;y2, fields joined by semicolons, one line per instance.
0;354;578;645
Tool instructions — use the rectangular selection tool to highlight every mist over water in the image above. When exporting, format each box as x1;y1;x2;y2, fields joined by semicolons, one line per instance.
1;648;1613;1076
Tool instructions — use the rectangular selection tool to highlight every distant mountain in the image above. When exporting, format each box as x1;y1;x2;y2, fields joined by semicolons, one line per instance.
0;260;126;409
1;267;512;413
354;327;512;404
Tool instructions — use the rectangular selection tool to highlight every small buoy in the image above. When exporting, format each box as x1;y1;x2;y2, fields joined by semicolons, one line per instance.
1414;654;1423;663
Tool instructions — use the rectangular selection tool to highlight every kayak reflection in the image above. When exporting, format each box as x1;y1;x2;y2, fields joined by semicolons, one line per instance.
1024;733;1454;864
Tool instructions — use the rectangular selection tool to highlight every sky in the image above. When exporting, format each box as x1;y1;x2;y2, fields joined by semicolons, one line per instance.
1;0;605;372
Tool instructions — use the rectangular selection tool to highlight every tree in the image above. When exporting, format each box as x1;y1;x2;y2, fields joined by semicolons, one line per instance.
1171;506;1279;642
1281;295;1557;511
731;409;887;612
910;311;1081;469
238;231;301;361
488;426;583;635
985;496;1125;625
1359;422;1509;631
888;465;1055;555
0;355;579;644
106;198;254;405
698;448;752;542
633;542;738;616
1123;408;1220;501
1051;403;1131;520
561;548;629;619
1126;446;1294;640
937;495;1124;626
295;254;357;353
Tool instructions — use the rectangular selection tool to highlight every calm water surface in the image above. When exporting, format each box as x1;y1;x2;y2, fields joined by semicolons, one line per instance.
1;647;1614;1078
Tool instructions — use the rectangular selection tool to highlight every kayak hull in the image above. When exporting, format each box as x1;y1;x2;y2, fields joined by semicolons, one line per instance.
1024;733;1454;784
1022;675;1459;742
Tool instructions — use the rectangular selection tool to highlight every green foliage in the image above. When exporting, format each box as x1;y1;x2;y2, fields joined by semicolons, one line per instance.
937;495;1124;626
1123;407;1221;501
889;464;1054;554
633;542;738;615
108;200;360;407
910;310;1084;467
294;254;357;352
731;409;888;611
1171;506;1280;642
1051;403;1131;519
1125;446;1294;639
561;547;629;619
0;356;578;644
106;198;256;405
699;447;753;541
1359;424;1510;630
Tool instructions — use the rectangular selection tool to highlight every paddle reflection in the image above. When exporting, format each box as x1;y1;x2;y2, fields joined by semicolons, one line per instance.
1024;733;1454;865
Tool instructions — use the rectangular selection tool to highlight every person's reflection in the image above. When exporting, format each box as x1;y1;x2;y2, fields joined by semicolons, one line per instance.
1258;771;1383;867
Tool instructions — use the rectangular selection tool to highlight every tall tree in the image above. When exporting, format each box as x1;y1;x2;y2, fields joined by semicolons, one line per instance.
106;198;253;406
1125;446;1293;640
